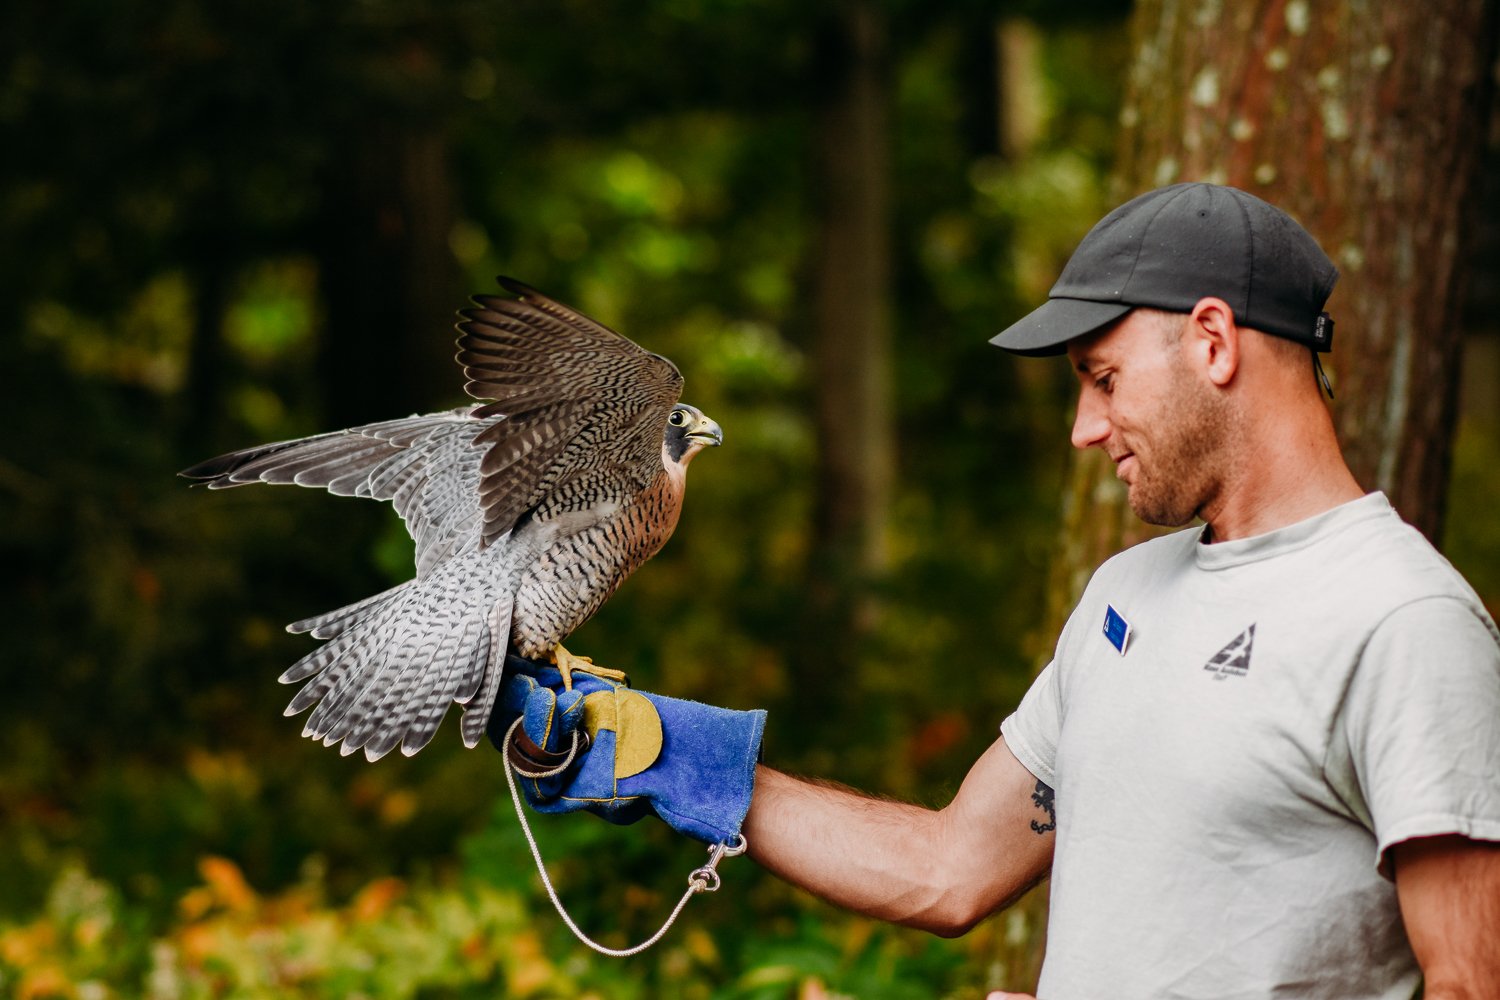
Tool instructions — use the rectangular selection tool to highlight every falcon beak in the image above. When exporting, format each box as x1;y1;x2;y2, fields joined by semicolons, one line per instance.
685;415;724;447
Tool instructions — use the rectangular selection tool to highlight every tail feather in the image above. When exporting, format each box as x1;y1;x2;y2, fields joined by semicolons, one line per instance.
300;603;411;739
362;626;460;761
294;648;369;733
451;615;490;707
287;581;410;639
337;599;440;754
459;595;514;748
321;639;409;751
359;641;438;760
395;618;488;758
277;552;509;756
291;599;407;726
279;628;362;686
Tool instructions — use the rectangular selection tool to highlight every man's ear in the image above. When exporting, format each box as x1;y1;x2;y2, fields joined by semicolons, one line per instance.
1186;297;1240;386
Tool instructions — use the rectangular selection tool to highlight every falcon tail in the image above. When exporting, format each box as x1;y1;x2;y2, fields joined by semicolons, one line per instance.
277;552;514;761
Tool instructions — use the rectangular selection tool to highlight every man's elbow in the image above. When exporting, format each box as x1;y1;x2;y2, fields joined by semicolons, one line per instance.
900;878;1006;938
907;813;1047;936
905;898;996;938
919;908;986;939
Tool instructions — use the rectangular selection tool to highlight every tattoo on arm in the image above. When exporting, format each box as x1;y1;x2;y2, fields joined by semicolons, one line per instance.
1030;780;1056;835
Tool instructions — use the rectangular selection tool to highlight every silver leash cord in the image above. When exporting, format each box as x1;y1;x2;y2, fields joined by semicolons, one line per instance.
500;715;747;957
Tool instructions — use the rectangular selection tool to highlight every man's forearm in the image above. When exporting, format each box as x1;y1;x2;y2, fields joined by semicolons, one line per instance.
744;766;964;932
742;737;1055;937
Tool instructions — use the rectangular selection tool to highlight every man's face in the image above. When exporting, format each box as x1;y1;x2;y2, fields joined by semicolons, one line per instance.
1065;309;1234;527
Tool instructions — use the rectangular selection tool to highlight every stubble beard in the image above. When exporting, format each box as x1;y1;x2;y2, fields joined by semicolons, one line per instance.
1126;361;1235;528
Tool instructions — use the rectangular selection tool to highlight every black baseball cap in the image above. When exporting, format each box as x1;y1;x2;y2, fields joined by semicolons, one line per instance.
990;182;1340;356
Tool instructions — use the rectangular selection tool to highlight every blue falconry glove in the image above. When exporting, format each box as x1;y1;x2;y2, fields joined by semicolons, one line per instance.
488;655;765;846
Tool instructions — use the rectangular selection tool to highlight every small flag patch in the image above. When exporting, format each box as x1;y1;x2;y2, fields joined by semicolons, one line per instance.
1103;605;1132;655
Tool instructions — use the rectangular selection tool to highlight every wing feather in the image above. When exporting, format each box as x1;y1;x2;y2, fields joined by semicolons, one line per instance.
456;277;684;547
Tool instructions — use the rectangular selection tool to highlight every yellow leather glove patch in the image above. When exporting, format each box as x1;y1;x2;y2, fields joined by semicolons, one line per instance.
580;687;663;780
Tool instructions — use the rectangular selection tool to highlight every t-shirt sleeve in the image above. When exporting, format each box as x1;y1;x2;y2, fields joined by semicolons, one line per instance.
1333;595;1500;873
1001;659;1062;788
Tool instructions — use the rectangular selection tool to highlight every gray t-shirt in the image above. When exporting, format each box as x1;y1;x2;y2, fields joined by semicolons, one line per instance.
1001;492;1500;1000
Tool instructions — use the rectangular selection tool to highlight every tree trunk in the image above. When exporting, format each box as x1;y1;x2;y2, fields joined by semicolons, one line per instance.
808;0;896;649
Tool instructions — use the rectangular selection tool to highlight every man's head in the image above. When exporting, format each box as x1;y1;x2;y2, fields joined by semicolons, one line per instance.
994;183;1342;530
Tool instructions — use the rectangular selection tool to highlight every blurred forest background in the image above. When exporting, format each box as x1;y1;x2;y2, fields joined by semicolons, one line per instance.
2;0;1498;997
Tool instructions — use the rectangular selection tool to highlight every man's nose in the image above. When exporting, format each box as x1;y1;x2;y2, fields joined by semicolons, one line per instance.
1070;391;1110;451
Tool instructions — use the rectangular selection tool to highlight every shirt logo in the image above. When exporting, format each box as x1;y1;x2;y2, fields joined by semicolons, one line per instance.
1204;624;1255;679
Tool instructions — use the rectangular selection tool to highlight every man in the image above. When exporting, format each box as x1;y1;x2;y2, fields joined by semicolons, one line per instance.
743;184;1500;998
501;183;1500;997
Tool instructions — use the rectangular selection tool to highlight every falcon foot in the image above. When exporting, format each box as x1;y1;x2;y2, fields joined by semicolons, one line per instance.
551;643;629;690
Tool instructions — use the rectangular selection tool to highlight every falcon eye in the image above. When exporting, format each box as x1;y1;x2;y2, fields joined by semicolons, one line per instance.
668;410;687;426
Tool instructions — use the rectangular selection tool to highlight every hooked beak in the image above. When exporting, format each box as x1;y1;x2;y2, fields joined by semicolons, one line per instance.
685;414;724;448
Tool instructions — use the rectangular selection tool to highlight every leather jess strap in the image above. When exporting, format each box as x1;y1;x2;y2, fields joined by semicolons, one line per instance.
509;722;587;773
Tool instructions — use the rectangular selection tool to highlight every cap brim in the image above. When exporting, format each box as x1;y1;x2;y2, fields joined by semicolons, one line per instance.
989;298;1133;357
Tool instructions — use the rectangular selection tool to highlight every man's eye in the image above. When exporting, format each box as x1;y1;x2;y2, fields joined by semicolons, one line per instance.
1095;375;1113;393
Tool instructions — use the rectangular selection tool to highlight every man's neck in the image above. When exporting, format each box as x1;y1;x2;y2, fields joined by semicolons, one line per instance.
1199;413;1365;543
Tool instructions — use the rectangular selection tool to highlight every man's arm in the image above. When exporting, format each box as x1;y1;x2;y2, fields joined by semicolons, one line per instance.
742;735;1054;937
1393;834;1500;999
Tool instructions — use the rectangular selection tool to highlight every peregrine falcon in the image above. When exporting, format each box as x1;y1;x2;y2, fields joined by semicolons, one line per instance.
181;277;722;761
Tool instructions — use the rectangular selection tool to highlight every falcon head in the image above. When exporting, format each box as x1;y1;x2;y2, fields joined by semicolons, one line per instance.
664;403;722;466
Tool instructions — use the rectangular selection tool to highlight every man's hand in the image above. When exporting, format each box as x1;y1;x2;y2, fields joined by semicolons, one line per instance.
1392;834;1500;998
743;736;1055;937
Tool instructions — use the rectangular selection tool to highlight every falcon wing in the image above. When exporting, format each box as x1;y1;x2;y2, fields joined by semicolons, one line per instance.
179;410;488;579
456;277;684;546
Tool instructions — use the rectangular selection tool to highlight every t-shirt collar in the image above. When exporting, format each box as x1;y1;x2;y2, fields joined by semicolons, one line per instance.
1194;492;1393;571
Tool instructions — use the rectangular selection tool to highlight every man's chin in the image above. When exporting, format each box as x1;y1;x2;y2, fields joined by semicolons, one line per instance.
1126;489;1197;528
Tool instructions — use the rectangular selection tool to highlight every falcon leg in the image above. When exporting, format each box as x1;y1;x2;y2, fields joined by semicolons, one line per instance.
550;643;629;690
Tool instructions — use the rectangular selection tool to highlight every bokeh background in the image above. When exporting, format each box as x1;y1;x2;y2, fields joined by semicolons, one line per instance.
2;1;1497;997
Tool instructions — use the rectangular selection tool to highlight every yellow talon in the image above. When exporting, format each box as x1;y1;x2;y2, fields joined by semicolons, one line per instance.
550;643;629;690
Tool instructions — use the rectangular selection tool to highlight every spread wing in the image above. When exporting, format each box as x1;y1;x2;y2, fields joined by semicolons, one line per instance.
457;276;684;546
179;410;489;579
